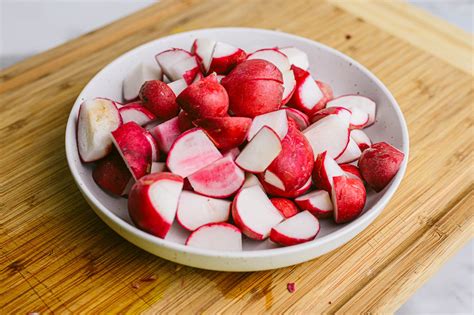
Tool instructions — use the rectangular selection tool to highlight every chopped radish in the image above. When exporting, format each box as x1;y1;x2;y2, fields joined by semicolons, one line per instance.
231;185;284;240
247;48;291;73
155;48;192;80
279;47;309;70
92;151;132;196
148;117;181;154
177;111;195;132
235;126;282;173
261;175;312;198
119;103;156;126
247;109;288;141
77;98;122;162
187;155;245;198
166;128;222;178
358;142;404;192
222;147;240;160
167;79;188;97
310;107;352;126
270;211;320;246
315;80;334;108
312;151;346;192
151;162;166;173
242;173;263;189
191;38;216;73
340;164;363;181
123;62;163;101
145;131;159;162
336;137;362;164
284;107;309;130
263;170;286;191
350;129;371;151
295;190;333;218
327;95;376;128
288;65;324;115
128;172;184;238
111;122;152;180
139;80;179;120
281;69;296;105
193;116;251;151
167;55;200;84
208;42;247;74
176;191;231;231
270;198;299;218
185;222;242;251
332;175;366;223
303;115;350;159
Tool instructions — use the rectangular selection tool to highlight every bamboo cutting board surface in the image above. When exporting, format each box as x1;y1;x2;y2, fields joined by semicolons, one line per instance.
1;0;473;313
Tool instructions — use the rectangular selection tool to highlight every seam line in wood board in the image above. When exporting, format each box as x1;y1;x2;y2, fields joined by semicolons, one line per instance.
329;184;473;313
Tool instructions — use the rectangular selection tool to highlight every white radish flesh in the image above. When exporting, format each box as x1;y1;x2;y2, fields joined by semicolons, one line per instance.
303;115;350;159
279;47;309;70
270;211;320;245
247;109;288;141
185;223;242;251
336;137;362;164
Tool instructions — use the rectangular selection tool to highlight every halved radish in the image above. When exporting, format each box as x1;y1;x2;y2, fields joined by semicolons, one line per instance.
167;79;188;97
185;222;242;251
167;55;200;84
231;185;284;240
92;150;132;196
287;65;324;115
310;107;352;126
270;211;320;246
77;98;122;162
242;173;263;189
222;147;240;160
123;62;163;101
155;48;192;80
340;164;363;181
176;191;231;231
145;131;159;162
150;162;166;173
350;129;372;151
128;172;184;238
263;170;286;191
336;137;362;164
191;38;217;74
208;42;247;74
119;103;156;126
326;95;376;128
284;107;309;130
303;115;350;159
247;48;291;73
270;198;299;218
111;122;152;180
194;116;251;151
312;151;346;192
166;128;222;178
148;117;181;154
281;69;297;105
279;47;309;70
332;175;366;223
261;175;311;198
247;109;288;141
295;190;333;218
235;126;282;173
187;155;245;198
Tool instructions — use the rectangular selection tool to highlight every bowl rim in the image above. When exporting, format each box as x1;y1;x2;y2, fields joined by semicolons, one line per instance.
65;27;409;259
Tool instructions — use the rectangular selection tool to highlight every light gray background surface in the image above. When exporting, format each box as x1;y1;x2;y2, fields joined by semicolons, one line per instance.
1;1;472;314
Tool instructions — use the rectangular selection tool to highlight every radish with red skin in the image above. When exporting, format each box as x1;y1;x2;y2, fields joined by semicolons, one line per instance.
350;129;371;151
247;109;288;141
287;65;324;115
222;59;283;82
327;95;376;128
247;48;291;73
336;137;362;164
167;79;188;97
235;126;282;173
77;98;122;162
185;222;242;251
177;111;195;132
187;155;245;198
208;42;247;74
261;176;311;198
284;107;309;130
165;55;200;84
332;175;366;223
176;191;231;231
112;122;152;180
139;80;179;120
123;62;163;101
270;211;320;246
119;104;156;126
270;198;299;218
295;190;333;218
312;151;346;192
194;116;252;151
310;107;352;126
155;48;193;79
264;119;314;193
150;162;166;173
303;115;350;159
340;164;363;181
279;47;309;70
148;117;181;154
281;69;297;105
144;131;159;162
191;38;216;73
358;142;404;192
315;80;334;107
263;170;286;191
128;172;184;238
222;147;240;160
166;128;222;178
231;185;284;240
92;150;132;196
177;74;229;119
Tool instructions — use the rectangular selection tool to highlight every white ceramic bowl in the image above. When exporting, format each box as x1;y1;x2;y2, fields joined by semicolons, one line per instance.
65;28;409;271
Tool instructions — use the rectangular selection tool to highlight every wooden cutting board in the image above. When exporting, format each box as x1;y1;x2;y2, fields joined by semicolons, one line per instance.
1;0;472;313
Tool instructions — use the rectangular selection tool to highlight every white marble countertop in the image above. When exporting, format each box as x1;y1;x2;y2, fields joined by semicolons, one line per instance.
1;1;472;313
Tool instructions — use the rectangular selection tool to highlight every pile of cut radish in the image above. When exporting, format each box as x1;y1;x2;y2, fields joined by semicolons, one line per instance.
77;38;404;252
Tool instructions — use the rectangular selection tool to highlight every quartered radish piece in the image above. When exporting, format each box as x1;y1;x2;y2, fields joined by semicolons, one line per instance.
167;56;200;84
208;42;247;74
340;164;363;181
288;65;324;115
310;107;352;126
270;198;299;218
123;62;163;101
247;109;288;141
185;223;242;251
295;190;333;218
119;103;156;126
350;129;372;151
281;69;297;105
327;95;376;128
263;170;286;191
312;151;346;192
336;137;362;164
247;48;291;73
155;48;192;80
270;211;320;246
148;117;181;154
191;38;217;73
303;115;350;159
176;191;231;231
167;79;188;97
284;107;309;130
279;47;309;70
332;175;366;223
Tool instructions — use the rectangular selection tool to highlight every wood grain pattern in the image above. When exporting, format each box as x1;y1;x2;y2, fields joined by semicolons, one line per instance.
1;0;472;313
